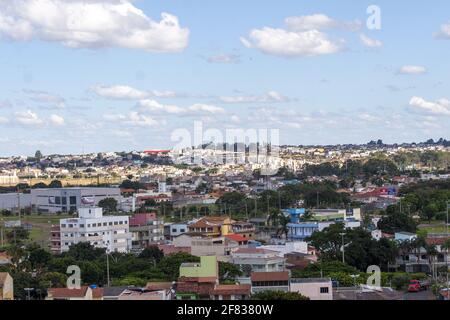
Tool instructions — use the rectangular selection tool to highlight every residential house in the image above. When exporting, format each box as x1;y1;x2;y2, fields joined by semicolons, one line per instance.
0;272;14;300
250;271;290;293
172;234;248;260
187;216;233;237
46;286;103;300
176;256;219;300
290;278;333;300
210;284;251;300
165;223;188;240
230;248;285;273
231;222;256;240
118;283;173;300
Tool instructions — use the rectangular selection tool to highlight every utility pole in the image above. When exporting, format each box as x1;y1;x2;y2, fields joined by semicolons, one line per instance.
106;252;111;288
340;232;346;264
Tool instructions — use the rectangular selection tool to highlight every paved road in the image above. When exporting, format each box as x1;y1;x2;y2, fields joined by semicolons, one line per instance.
403;290;436;300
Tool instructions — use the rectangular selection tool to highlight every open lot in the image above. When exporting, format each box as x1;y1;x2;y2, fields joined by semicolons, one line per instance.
1;214;71;248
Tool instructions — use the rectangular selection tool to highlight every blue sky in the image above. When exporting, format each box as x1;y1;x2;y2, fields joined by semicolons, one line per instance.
0;0;449;156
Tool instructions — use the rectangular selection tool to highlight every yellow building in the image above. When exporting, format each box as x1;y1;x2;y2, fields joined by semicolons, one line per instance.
187;216;233;237
0;272;14;300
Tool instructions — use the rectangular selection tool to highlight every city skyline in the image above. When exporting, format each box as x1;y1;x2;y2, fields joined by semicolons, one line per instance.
1;0;450;156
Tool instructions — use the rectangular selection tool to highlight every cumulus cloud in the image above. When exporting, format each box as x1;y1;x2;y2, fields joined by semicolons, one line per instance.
138;99;225;115
15;110;43;125
91;85;181;99
241;28;344;58
359;33;383;48
49;114;65;126
409;96;450;116
0;0;189;53
219;91;290;103
188;104;225;114
285;14;361;32
398;65;427;75
138;99;185;114
240;14;360;57
104;111;158;127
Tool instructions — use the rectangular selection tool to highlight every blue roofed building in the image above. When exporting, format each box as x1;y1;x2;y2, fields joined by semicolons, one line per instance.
285;208;318;240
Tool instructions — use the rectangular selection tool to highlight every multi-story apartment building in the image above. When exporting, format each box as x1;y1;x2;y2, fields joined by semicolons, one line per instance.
31;187;121;214
129;213;164;252
58;207;131;253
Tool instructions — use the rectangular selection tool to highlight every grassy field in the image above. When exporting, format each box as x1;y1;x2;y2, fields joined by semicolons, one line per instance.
1;214;72;248
418;222;449;234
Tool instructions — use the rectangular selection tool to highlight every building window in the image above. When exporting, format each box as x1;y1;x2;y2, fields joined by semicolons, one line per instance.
70;196;77;205
320;287;329;294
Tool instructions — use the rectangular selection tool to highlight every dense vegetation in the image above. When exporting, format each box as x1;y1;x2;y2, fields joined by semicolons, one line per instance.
0;243;241;300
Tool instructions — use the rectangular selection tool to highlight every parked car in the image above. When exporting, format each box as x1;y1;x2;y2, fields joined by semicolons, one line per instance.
408;280;430;292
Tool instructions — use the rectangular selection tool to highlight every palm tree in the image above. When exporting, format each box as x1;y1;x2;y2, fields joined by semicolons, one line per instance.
425;244;439;281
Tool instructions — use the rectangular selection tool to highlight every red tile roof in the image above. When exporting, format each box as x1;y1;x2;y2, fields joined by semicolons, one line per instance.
251;271;289;282
48;286;89;298
145;282;172;291
211;284;251;296
224;234;248;242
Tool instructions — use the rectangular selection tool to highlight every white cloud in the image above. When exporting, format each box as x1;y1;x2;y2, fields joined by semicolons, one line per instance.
285;14;361;32
359;33;383;48
0;0;189;53
91;85;180;99
0;116;9;124
24;89;66;108
409;96;450;116
188;104;225;114
436;22;450;39
240;14;362;57
219;91;290;103
15;110;43;125
49;114;65;126
104;112;158;127
398;65;427;75
138;99;185;114
241;28;344;57
139;100;225;115
206;54;240;64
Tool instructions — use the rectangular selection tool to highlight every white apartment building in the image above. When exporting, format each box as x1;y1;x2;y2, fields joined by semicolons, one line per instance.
59;207;131;253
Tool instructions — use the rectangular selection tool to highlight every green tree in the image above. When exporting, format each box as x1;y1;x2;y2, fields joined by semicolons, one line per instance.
157;253;200;281
138;246;164;264
377;211;417;233
98;197;118;214
48;180;63;188
219;262;242;282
